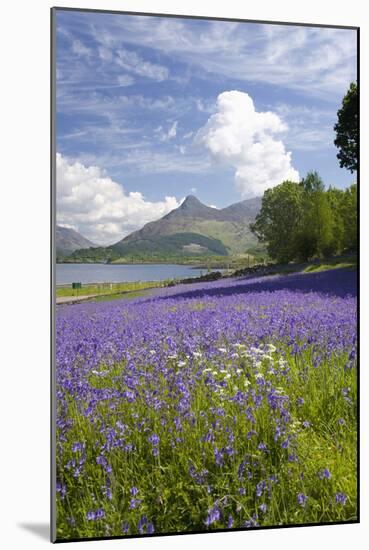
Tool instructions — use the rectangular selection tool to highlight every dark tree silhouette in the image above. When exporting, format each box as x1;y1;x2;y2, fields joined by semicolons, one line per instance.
334;82;358;173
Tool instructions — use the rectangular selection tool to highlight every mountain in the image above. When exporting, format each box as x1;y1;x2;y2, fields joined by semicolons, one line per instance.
56;225;96;256
110;195;261;258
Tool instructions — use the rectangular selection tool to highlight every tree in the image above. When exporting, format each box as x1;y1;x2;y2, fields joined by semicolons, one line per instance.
334;82;358;173
326;187;345;253
295;171;335;260
342;183;357;250
250;180;302;263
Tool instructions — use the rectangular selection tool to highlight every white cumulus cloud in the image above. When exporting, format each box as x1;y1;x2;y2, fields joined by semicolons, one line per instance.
56;153;180;245
195;90;299;197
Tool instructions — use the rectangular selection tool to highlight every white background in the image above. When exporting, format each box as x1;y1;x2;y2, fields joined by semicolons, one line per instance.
0;0;367;548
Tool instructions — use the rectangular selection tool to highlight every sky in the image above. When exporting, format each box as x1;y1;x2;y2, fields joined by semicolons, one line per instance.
55;9;357;245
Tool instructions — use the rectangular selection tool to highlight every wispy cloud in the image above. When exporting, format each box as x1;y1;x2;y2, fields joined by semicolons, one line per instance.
85;14;356;101
155;121;178;142
116;48;169;81
273;103;337;151
74;148;211;176
71;39;92;57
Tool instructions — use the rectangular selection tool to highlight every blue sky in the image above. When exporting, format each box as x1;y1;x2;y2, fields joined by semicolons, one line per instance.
56;9;357;244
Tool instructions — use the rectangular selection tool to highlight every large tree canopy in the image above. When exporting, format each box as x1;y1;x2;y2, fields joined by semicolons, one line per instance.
250;173;357;263
250;180;303;263
334;82;358;173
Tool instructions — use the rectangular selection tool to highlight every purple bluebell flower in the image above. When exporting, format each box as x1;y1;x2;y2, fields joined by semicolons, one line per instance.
297;493;308;507
72;441;85;453
95;509;105;519
56;482;67;499
204;504;221;526
122;521;129;534
96;455;112;474
129;498;142;509
138;515;148;534
243;514;258;528
335;492;347;505
318;468;332;480
86;508;105;521
86;511;96;521
148;433;160;446
214;447;224;466
256;480;267;497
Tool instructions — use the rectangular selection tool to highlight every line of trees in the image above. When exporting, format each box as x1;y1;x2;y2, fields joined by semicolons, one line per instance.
250;174;357;263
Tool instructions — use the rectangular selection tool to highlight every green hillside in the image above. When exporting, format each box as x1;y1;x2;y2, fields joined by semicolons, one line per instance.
112;232;228;256
60;195;261;263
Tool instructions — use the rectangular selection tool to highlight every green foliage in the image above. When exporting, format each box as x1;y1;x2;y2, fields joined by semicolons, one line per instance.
56;280;167;298
334;82;358;173
251;174;357;263
326;187;346;252
112;232;228;257
62;247;120;264
296;172;335;261
250;180;303;263
342;184;358;250
61;233;229;263
303;260;356;273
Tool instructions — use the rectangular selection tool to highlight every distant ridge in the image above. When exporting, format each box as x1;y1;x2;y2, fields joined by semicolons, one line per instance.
56;225;96;256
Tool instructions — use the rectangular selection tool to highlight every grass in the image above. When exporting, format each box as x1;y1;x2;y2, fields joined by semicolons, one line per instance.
56;280;168;298
91;290;149;303
258;256;357;278
303;260;356;273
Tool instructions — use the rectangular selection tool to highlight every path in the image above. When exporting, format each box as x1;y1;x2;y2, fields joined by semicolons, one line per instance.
56;294;99;305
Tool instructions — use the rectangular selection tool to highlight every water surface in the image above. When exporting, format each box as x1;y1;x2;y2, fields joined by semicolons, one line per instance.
56;263;215;285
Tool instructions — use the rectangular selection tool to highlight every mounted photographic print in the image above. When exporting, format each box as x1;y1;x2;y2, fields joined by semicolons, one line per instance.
51;7;359;542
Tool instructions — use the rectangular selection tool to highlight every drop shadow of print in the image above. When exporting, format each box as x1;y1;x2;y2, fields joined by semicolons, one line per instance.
18;523;49;541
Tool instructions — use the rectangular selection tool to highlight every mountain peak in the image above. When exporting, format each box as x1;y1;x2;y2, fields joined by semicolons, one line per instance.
181;195;202;207
109;195;262;256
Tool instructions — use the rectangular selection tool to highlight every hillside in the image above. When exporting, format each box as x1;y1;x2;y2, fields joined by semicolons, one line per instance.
112;195;261;257
56;225;96;256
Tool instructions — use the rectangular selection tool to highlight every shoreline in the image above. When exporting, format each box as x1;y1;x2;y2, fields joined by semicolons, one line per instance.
56;261;229;269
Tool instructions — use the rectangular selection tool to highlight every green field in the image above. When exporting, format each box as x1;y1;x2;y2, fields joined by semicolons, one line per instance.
56;280;168;298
